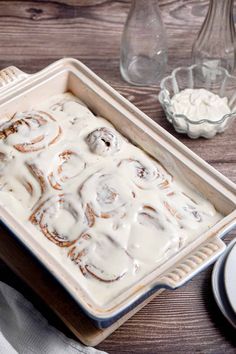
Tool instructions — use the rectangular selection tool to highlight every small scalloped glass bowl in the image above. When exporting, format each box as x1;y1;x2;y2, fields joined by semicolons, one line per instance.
158;64;236;139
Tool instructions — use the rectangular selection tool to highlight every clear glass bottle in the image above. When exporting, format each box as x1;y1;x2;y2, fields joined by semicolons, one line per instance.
120;0;168;86
192;0;236;73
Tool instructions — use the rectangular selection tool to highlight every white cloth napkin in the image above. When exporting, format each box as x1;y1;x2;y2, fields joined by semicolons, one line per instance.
0;281;107;354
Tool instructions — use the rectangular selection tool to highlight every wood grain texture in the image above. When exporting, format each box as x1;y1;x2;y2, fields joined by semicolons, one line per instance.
0;0;235;353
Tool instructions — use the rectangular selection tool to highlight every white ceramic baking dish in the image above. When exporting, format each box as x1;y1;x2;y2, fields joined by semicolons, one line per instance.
0;58;235;328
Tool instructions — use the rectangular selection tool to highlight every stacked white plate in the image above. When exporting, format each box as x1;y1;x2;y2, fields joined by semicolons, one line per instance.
212;238;236;328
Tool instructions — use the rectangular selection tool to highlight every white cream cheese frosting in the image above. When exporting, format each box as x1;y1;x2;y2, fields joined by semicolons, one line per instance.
0;92;222;306
171;88;230;122
170;88;231;138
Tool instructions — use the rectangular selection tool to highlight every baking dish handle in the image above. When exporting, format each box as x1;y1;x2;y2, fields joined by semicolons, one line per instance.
0;66;28;89
156;236;226;290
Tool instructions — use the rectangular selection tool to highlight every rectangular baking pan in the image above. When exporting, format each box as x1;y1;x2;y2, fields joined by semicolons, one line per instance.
0;58;235;328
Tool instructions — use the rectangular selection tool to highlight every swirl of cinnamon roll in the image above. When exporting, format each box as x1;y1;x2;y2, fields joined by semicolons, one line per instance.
48;150;85;190
163;193;203;227
0;175;38;210
128;205;181;263
49;93;81;112
163;201;182;222
0;153;44;209
29;194;87;247
26;162;47;195
68;232;134;282
118;157;173;192
79;171;135;225
50;98;74;112
0;111;62;152
50;96;93;118
183;204;202;222
86;127;121;156
137;205;166;230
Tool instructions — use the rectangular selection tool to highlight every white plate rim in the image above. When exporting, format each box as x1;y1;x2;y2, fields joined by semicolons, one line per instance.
212;239;236;329
224;242;236;314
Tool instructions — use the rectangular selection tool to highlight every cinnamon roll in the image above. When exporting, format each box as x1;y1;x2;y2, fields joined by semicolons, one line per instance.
79;171;135;223
128;205;181;263
68;232;134;282
51;99;93;118
0;153;43;209
183;204;202;222
29;194;87;247
86;127;121;156
48;150;85;190
162;193;205;229
0;170;43;210
49;93;84;112
137;205;165;230
0;111;62;152
118;157;173;192
50;99;73;112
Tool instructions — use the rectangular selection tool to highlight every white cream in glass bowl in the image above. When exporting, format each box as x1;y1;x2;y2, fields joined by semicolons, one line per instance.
158;64;236;139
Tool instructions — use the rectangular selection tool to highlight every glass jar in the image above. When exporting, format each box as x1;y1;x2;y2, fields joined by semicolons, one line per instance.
120;0;168;86
192;0;236;73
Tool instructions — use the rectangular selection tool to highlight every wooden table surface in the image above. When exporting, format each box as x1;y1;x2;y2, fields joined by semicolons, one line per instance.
0;0;235;353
